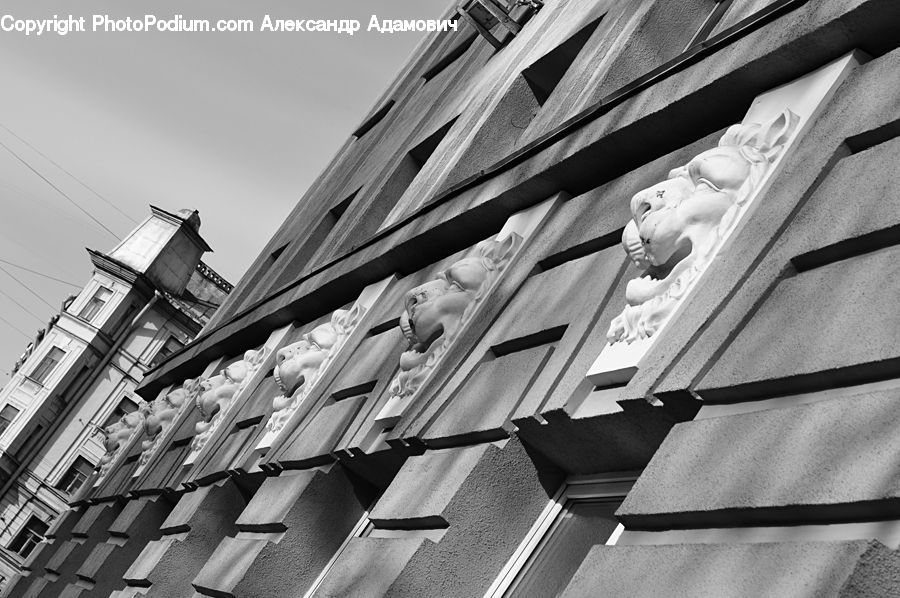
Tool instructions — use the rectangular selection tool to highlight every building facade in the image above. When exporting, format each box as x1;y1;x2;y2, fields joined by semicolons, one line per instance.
6;0;900;596
0;207;230;589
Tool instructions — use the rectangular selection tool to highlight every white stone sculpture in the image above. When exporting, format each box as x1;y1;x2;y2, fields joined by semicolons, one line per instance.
607;110;799;345
136;378;199;468
388;233;521;405
190;347;269;454
265;306;366;434
96;408;146;480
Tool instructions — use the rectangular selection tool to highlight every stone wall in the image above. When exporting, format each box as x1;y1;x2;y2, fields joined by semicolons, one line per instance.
13;0;900;596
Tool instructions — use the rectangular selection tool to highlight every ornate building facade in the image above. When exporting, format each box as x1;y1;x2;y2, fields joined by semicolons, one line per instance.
0;207;230;590
6;0;900;596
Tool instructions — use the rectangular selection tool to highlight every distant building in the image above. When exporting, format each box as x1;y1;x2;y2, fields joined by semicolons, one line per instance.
0;207;229;587
7;1;900;597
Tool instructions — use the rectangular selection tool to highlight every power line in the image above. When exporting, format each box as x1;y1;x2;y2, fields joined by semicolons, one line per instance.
0;228;89;285
0;124;139;225
0;264;57;311
0;258;80;288
0;286;47;325
0;137;120;241
0;314;30;339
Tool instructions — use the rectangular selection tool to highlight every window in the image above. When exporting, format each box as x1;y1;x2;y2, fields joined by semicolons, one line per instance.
150;336;185;368
422;33;478;81
8;516;48;559
485;474;636;598
522;17;603;105
685;0;735;50
268;188;361;292
55;456;95;495
28;347;65;385
303;509;373;598
0;405;19;437
458;0;543;49
102;397;139;429
353;100;395;138
78;286;113;322
269;243;288;264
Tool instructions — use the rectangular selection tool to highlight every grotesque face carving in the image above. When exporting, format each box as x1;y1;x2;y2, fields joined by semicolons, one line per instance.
97;409;145;475
139;380;197;460
103;411;143;451
389;234;520;402
193;348;266;439
609;110;798;344
196;360;249;424
273;324;341;398
266;306;365;434
144;388;185;438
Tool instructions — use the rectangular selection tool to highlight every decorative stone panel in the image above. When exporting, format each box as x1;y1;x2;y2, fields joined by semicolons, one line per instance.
618;389;900;529
559;541;900;598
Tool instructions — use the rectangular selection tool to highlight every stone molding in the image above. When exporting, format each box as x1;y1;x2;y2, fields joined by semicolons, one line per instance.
188;346;270;456
95;409;145;485
608;110;798;345
136;379;199;469
375;233;522;426
266;306;366;435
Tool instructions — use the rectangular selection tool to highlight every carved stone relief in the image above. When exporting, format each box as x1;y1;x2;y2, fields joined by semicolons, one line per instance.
96;408;145;480
265;306;366;434
136;379;199;469
189;347;269;454
385;233;522;410
607;110;799;345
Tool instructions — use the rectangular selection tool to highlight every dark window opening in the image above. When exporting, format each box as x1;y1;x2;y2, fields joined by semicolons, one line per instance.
344;117;458;246
78;286;112;322
269;243;288;265
685;0;735;50
102;397;139;429
409;119;458;167
29;347;65;385
458;0;543;49
56;456;95;495
150;336;185;368
269;188;362;292
353;100;396;139
8;516;48;558
522;16;603;105
330;189;357;221
422;32;478;81
0;405;20;437
446;15;602;188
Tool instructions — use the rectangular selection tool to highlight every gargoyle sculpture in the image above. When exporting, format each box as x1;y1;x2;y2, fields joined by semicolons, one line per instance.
96;408;145;479
387;233;521;405
266;306;365;434
136;378;199;468
608;110;799;344
190;347;269;454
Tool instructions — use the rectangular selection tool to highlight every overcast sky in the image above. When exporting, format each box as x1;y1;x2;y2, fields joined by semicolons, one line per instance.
0;0;450;375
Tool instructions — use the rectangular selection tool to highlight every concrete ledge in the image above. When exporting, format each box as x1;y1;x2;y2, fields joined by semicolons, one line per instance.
235;471;316;530
698;246;900;402
618;390;900;529
370;444;490;523
310;537;425;598
191;537;268;597
560;541;900;598
513;398;697;475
